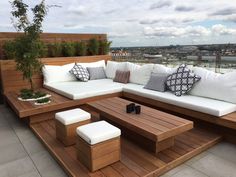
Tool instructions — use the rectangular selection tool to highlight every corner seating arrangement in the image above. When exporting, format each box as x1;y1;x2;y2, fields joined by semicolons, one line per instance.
42;60;236;121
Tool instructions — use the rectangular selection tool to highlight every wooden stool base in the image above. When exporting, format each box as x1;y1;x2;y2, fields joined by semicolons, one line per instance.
56;119;91;146
76;136;120;172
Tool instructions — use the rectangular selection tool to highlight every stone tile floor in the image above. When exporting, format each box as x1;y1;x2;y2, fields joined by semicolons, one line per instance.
0;105;236;177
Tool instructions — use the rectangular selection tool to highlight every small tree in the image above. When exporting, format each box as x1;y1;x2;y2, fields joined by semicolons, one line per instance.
10;0;48;91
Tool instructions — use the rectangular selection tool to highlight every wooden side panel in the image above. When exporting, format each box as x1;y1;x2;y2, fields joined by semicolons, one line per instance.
0;55;111;93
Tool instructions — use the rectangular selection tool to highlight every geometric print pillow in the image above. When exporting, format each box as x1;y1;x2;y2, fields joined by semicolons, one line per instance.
69;63;90;82
166;64;201;96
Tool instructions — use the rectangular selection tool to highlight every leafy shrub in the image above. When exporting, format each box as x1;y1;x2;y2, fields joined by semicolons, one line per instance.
47;43;62;57
88;38;99;55
36;97;50;103
2;40;15;59
99;40;112;55
75;41;87;56
62;42;76;57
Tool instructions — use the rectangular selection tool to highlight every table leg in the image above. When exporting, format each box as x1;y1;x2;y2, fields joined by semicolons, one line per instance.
156;137;175;154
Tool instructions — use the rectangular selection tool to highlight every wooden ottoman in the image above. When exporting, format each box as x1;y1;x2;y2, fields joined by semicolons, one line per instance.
76;121;121;172
55;108;91;146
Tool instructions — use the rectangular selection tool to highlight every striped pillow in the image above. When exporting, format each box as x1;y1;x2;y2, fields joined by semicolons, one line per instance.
113;70;130;84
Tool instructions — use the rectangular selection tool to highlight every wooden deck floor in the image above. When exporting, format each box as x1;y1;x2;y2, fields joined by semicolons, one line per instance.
31;120;222;177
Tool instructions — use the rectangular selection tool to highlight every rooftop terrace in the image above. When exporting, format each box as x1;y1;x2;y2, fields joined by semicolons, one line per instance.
1;104;236;177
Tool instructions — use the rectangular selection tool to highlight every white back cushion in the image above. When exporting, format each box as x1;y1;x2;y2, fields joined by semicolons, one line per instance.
42;63;76;84
79;60;106;68
153;64;175;75
127;62;154;85
190;67;236;104
105;61;127;79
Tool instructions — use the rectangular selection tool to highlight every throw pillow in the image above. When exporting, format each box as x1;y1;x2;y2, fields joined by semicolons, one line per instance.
87;67;106;80
113;70;130;84
69;64;90;82
166;64;201;96
144;73;169;92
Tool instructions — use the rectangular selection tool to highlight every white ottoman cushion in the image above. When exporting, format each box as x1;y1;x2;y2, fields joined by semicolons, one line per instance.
76;121;121;145
55;108;91;125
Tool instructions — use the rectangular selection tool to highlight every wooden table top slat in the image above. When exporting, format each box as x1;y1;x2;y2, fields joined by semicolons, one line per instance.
87;97;193;142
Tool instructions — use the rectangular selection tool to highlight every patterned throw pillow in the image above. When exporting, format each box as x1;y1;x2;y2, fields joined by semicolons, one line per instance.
166;64;201;96
69;64;90;82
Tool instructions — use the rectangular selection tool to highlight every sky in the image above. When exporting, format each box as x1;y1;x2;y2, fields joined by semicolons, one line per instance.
1;0;236;47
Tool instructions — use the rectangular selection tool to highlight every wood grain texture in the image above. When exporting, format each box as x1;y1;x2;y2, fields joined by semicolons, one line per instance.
56;119;91;146
87;97;193;153
30;119;222;177
1;55;111;93
76;136;120;172
5;88;121;119
123;92;236;130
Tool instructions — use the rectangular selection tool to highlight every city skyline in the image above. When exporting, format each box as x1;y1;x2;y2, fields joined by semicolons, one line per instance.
0;0;236;47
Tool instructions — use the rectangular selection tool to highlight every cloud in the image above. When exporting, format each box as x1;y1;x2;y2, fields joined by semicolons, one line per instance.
149;0;172;10
67;5;87;15
140;17;194;25
212;24;236;35
108;32;130;38
175;5;195;12
210;7;236;16
144;26;211;37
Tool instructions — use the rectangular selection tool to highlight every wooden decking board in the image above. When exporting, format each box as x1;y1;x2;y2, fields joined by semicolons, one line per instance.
101;99;177;130
110;98;186;126
30;119;222;177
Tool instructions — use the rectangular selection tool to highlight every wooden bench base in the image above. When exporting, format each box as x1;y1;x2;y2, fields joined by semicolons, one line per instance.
76;136;120;172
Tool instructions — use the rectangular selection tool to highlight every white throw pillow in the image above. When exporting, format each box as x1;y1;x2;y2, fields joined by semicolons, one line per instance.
79;60;106;69
42;63;76;84
105;61;127;79
153;64;175;75
190;67;236;104
127;62;154;85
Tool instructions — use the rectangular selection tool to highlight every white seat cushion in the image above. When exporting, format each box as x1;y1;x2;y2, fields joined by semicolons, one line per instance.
123;83;236;117
42;63;77;84
126;62;154;85
105;61;127;79
190;67;236;104
44;79;124;100
55;108;91;125
76;121;121;145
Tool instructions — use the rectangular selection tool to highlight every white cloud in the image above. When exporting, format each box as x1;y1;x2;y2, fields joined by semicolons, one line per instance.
212;24;236;35
144;26;211;38
1;0;236;46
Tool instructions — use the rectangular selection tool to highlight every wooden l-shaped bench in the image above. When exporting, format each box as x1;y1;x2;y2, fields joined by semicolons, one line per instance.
1;55;236;144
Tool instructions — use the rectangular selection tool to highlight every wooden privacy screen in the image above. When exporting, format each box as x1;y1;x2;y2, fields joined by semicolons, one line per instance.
0;55;111;94
0;32;107;59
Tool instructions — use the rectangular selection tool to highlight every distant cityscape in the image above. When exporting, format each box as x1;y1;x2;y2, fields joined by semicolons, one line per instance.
110;44;236;73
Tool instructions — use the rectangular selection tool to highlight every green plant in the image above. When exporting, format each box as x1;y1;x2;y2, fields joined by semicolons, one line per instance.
99;40;112;55
10;0;48;91
20;89;34;99
2;40;16;59
33;91;47;98
47;43;62;57
88;38;99;55
62;42;76;57
76;41;87;56
36;97;50;103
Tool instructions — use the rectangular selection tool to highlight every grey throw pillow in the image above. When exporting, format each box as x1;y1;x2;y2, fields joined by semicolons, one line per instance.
144;73;168;92
87;67;106;80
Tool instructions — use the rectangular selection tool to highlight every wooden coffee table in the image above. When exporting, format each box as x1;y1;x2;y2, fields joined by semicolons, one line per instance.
87;97;193;154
